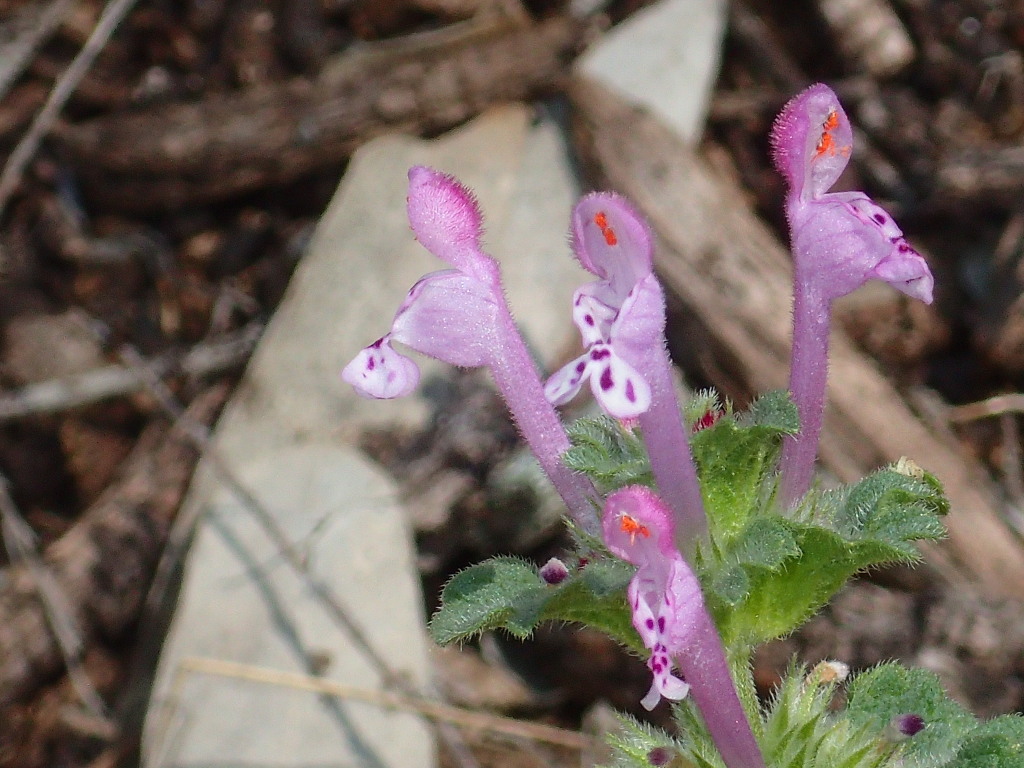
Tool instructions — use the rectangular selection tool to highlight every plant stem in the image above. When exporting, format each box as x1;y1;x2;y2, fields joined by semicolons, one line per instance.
677;598;766;768
488;306;602;537
778;279;831;509
639;345;709;557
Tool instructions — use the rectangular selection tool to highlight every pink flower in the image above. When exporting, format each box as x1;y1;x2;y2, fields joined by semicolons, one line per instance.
603;485;691;709
342;167;499;398
548;195;709;552
343;166;600;535
602;486;766;768
544;195;660;418
770;83;933;304
771;85;936;507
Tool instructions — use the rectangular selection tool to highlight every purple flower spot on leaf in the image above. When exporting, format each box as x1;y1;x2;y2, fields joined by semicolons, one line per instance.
647;747;672;767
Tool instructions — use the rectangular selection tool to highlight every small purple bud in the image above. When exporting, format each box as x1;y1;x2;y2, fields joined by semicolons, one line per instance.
646;747;673;766
890;713;926;739
539;557;569;585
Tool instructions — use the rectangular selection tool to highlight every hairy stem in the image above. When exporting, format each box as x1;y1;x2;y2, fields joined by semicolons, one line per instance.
638;345;709;557
677;586;766;768
489;307;602;537
778;280;831;508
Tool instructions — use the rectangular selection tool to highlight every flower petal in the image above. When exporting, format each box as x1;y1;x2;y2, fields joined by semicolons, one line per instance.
406;166;498;285
873;245;934;303
607;274;667;363
391;270;498;367
342;336;420;399
571;284;618;346
770;83;853;201
544;351;591;406
631;583;690;710
571;194;653;297
589;347;652;419
602;486;677;564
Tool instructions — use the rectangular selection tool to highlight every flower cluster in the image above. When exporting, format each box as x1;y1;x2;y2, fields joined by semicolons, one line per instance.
342;83;937;768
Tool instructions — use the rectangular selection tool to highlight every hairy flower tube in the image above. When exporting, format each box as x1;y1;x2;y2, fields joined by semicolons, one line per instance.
546;195;708;552
343;166;601;535
771;83;935;508
603;486;766;768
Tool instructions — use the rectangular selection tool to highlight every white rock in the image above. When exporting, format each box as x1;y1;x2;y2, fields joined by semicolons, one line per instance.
576;0;727;143
143;103;588;768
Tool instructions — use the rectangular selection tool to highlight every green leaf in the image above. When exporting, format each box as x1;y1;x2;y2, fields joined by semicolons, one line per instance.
563;416;652;493
430;557;545;643
691;391;797;546
947;716;1024;768
429;554;640;652
846;664;975;768
706;467;947;646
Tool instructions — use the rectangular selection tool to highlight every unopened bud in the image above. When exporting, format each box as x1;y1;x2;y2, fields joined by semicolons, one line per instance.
539;557;569;585
646;747;673;766
887;713;926;740
808;660;850;686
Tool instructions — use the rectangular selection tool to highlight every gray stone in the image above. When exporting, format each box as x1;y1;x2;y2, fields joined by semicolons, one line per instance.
144;103;589;768
576;0;727;143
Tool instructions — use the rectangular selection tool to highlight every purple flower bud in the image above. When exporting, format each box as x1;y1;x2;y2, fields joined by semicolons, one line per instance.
646;747;673;766
889;713;926;739
539;557;569;585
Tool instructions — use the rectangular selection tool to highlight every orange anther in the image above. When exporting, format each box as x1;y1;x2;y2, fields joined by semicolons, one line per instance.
618;513;651;544
814;109;843;159
594;211;619;246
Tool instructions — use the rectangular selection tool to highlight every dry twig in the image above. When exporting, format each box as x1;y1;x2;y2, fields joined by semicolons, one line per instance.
0;475;108;719
0;0;142;216
169;656;593;751
0;323;261;422
0;388;224;704
0;0;76;100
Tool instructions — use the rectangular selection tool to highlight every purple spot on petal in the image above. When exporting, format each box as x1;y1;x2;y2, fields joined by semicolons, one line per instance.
576;361;586;373
370;338;383;349
898;242;911;252
626;380;636;403
584;314;595;326
657;617;665;632
645;618;655;629
600;367;614;391
873;213;886;224
590;348;611;361
367;357;376;371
